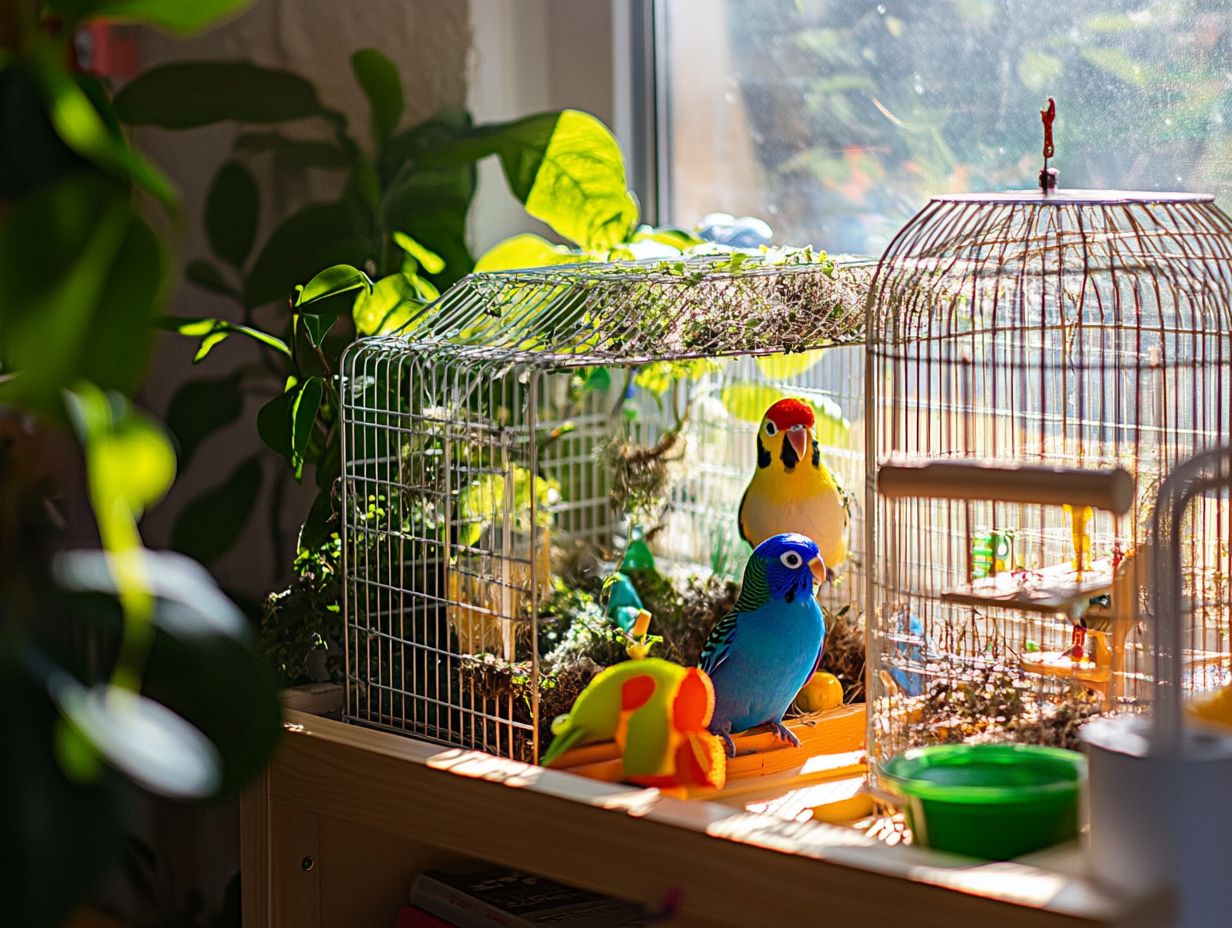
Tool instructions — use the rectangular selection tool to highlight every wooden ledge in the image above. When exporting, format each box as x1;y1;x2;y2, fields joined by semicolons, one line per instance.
260;711;1172;928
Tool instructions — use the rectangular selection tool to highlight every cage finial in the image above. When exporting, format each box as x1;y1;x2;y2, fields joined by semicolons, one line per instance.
1039;97;1058;194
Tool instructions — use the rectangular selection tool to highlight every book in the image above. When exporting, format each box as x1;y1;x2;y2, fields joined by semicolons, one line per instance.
397;905;458;928
410;865;652;928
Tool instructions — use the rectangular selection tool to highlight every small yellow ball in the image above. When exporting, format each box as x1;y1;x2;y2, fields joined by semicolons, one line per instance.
796;672;843;713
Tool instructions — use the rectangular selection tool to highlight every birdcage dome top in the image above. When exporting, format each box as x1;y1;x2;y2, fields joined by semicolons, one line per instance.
931;189;1215;206
870;190;1232;344
357;252;872;371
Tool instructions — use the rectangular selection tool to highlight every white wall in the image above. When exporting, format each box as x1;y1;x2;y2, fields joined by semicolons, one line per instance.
138;0;622;602
467;0;616;253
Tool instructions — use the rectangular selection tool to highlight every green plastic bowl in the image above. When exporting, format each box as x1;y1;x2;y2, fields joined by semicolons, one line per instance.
882;744;1087;860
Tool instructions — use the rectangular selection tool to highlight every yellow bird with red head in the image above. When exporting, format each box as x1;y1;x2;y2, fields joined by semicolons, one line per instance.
737;398;848;580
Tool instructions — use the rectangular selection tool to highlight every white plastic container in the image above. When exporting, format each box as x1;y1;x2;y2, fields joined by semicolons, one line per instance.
1082;446;1232;928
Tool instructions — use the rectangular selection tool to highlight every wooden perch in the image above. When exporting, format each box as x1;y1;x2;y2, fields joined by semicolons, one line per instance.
877;459;1135;514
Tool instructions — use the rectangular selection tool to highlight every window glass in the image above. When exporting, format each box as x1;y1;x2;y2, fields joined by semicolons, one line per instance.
660;0;1232;254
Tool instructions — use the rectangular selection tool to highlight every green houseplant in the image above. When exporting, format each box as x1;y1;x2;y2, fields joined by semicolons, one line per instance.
113;47;701;683
0;1;282;926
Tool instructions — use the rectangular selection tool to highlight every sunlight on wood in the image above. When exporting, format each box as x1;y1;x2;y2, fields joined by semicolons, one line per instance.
906;861;1068;908
426;748;545;787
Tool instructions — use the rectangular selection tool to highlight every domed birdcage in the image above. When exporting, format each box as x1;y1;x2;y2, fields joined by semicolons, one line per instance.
865;186;1232;774
340;252;873;761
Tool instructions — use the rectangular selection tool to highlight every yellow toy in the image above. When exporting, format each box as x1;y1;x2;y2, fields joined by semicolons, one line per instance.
1063;504;1094;574
1189;685;1232;729
737;398;848;578
541;614;726;789
795;671;844;713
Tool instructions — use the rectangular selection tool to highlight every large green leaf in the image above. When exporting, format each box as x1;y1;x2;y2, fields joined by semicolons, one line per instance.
157;316;290;362
45;0;252;34
425;109;637;250
54;548;247;639
380;110;476;283
256;388;294;459
381;161;476;284
65;386;177;627
242;202;368;308
68;388;177;526
719;383;851;447
141;625;281;794
0;64;89;200
206;161;258;270
50;674;220;799
475;233;581;272
351;48;403;143
381;106;472;179
297;489;335;553
391;231;445;275
290;376;324;479
353;272;423;336
33;47;176;206
165;373;244;466
296;264;373;306
170;455;262;565
0;176;154;403
114;62;326;129
755;349;827;381
292;264;372;347
518;110;637;249
256;376;322;478
86;214;164;395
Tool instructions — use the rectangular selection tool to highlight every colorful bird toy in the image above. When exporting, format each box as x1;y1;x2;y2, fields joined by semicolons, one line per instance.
700;532;827;756
603;571;645;631
541;612;726;790
737;398;848;580
971;530;1013;579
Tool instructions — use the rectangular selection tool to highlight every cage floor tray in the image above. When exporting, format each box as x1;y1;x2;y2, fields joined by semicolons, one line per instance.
941;559;1115;616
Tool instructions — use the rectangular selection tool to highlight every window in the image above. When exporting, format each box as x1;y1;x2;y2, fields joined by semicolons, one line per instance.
656;0;1232;254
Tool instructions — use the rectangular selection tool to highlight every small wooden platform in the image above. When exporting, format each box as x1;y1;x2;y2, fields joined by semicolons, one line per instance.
242;710;1174;928
1021;649;1110;685
943;560;1115;617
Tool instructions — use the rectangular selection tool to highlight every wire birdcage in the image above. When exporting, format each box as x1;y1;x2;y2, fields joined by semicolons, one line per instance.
865;190;1232;773
340;253;872;761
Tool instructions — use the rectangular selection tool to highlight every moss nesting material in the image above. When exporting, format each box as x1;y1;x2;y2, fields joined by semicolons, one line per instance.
597;431;680;520
819;605;866;704
912;664;1106;752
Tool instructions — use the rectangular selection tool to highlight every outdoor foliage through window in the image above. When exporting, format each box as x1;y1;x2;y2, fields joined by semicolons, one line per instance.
661;0;1232;254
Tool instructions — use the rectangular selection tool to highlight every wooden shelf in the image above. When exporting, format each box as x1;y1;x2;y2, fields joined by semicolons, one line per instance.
242;711;1173;928
942;560;1114;617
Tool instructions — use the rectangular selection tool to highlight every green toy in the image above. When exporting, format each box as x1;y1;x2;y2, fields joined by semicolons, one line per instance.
603;571;644;631
971;530;1013;579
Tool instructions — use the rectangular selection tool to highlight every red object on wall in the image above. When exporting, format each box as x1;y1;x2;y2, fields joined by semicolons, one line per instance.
74;23;140;78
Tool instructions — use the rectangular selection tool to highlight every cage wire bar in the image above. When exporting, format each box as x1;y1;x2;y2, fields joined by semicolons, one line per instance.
341;254;873;761
865;191;1232;771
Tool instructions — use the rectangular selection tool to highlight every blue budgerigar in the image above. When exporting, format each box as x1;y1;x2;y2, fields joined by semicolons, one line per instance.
699;533;827;756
